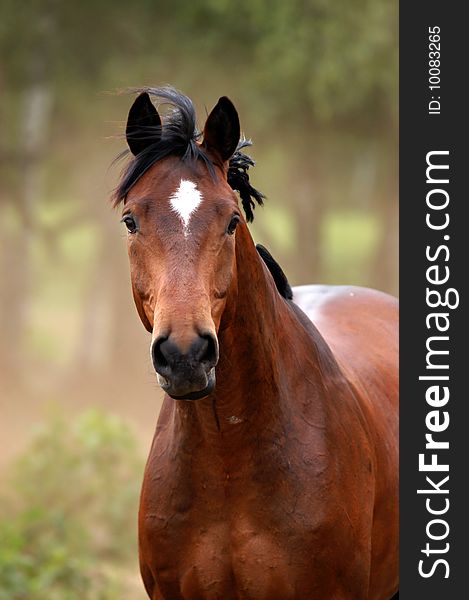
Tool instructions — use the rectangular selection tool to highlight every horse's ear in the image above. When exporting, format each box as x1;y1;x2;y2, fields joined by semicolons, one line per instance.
203;96;240;163
126;92;162;156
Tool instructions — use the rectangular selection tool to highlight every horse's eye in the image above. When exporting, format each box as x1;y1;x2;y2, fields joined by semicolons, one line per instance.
227;215;240;235
121;214;138;234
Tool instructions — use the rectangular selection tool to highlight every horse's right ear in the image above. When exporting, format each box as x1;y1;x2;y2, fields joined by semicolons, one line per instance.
126;92;162;156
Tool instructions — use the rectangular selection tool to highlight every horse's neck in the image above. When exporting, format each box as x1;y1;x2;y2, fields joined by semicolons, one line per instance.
172;224;329;444
213;225;288;421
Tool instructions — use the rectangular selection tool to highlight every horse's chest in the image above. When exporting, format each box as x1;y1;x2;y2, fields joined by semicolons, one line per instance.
143;512;299;600
139;429;366;598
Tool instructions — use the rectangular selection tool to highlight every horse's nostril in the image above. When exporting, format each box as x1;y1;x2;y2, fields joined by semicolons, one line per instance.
152;335;170;373
198;334;219;368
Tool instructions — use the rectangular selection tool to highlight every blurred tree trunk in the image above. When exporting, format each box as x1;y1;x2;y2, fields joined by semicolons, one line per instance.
72;218;146;383
106;232;144;373
294;176;324;284
0;16;53;382
371;128;398;295
288;126;328;285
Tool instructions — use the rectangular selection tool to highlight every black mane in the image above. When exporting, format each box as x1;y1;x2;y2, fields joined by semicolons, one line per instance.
114;87;264;221
256;244;293;300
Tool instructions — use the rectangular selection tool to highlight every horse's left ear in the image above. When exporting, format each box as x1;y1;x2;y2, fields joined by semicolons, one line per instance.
203;97;240;163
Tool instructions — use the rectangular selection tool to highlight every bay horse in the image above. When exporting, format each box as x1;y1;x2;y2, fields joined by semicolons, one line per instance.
113;87;398;599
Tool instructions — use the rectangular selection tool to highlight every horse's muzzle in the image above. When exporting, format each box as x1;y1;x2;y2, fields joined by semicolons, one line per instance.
151;333;219;400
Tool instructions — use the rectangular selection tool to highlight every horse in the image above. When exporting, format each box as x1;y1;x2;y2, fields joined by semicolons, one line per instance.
113;87;399;599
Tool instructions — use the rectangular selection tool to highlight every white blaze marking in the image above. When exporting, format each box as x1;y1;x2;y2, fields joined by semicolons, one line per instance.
169;179;203;234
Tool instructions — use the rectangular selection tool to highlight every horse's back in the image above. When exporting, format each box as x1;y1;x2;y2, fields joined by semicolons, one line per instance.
292;283;398;451
293;284;398;394
292;283;397;337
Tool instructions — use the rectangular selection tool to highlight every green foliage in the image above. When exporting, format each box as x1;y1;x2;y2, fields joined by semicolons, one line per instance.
197;0;397;126
0;410;144;599
0;513;108;600
0;0;397;123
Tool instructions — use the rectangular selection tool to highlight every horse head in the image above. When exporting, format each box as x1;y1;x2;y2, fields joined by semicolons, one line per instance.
114;88;263;400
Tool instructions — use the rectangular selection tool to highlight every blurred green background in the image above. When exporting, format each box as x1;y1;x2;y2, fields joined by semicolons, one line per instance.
0;0;397;597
